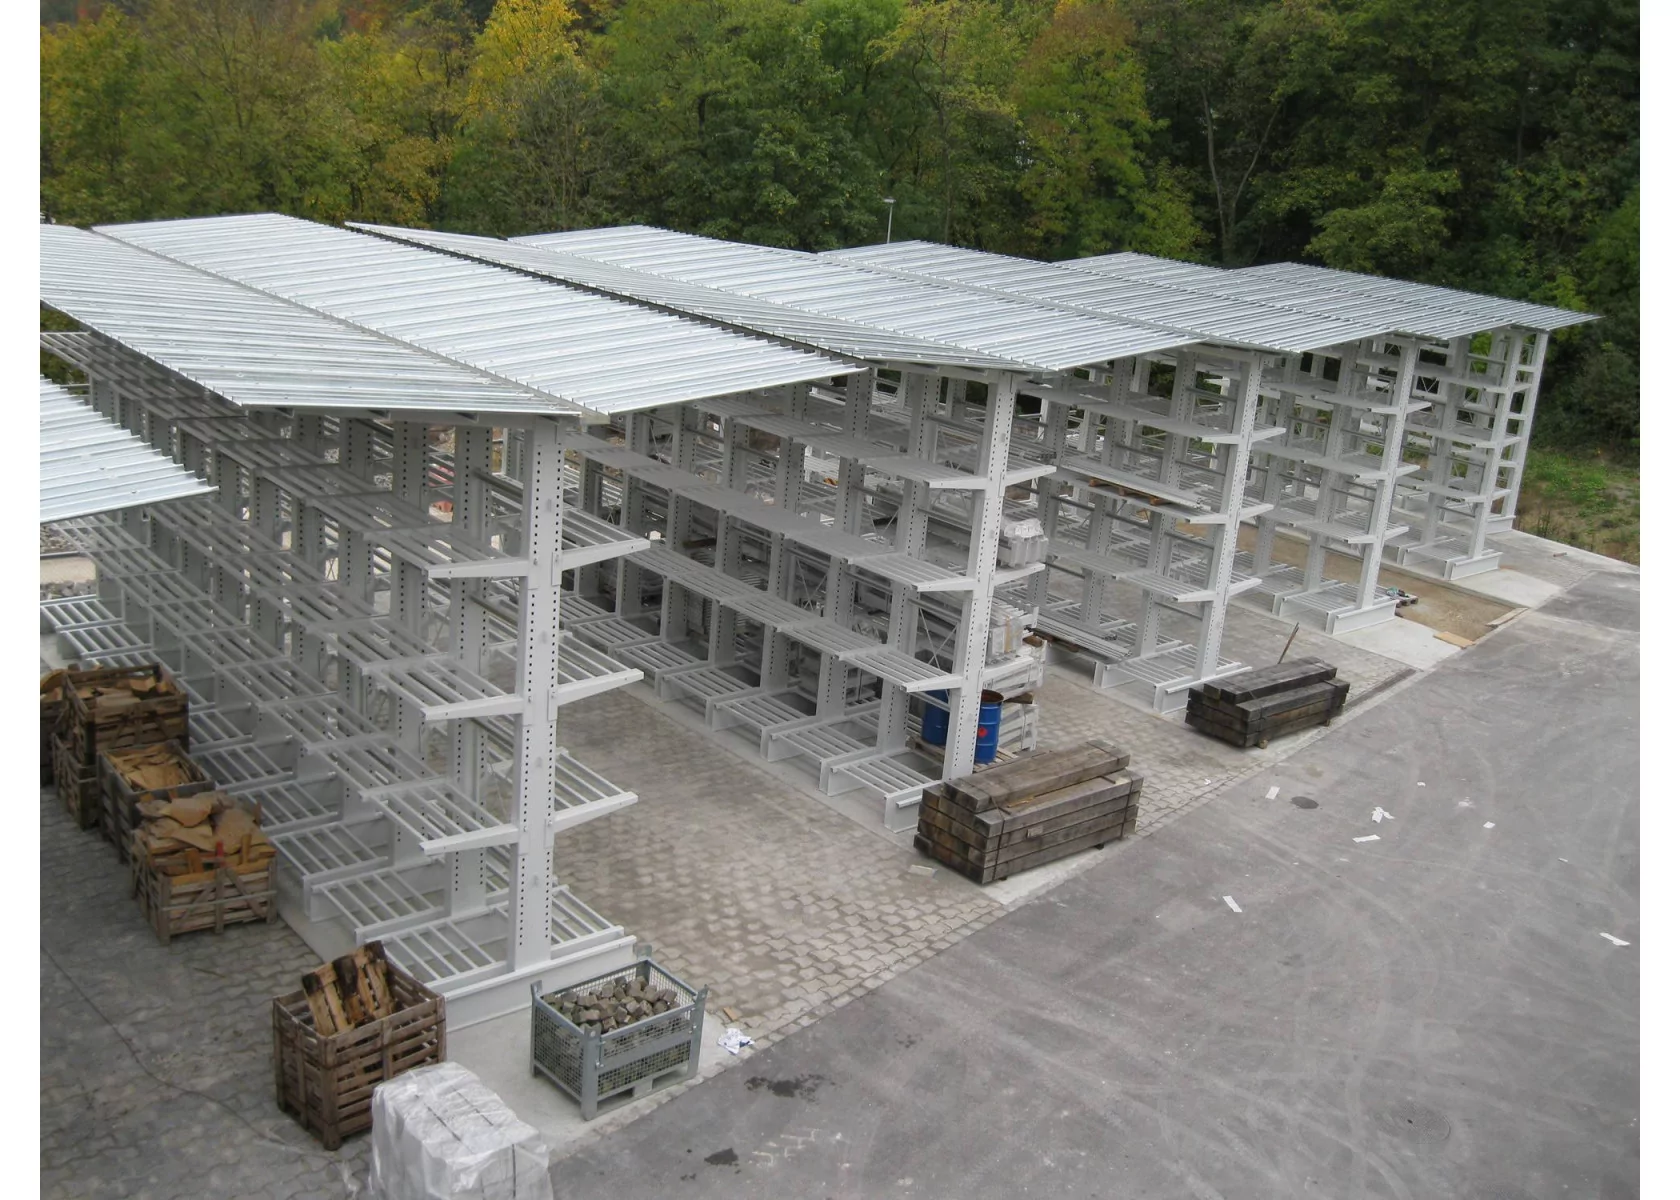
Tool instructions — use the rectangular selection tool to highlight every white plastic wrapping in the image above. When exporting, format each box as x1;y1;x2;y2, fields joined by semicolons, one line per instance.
369;1062;554;1200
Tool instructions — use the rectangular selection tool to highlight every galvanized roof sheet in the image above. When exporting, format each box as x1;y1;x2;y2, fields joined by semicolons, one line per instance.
41;224;583;417
823;240;1392;353
352;223;1022;371
39;376;215;522
1073;251;1594;339
515;226;1195;371
98;214;858;415
1232;261;1593;335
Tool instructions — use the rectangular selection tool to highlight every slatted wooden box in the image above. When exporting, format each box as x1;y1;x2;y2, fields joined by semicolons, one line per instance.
272;950;447;1150
132;806;277;943
41;671;67;787
60;663;189;770
99;740;212;859
52;730;101;829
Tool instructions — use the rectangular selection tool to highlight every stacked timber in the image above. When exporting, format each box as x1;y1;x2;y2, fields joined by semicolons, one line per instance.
130;790;276;942
1185;658;1349;748
52;664;189;829
273;942;447;1149
916;739;1145;884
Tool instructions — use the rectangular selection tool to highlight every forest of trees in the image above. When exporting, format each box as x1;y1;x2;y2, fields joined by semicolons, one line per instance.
41;0;1638;450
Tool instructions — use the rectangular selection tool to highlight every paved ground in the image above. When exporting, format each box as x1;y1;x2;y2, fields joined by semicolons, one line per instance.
550;568;1639;1199
38;530;1628;1198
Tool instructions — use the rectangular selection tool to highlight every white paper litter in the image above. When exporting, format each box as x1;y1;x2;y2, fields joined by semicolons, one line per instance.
718;1027;754;1055
1222;895;1242;913
1600;933;1630;947
1372;807;1393;823
1353;835;1381;843
369;1063;552;1200
1265;786;1280;800
1484;822;1496;829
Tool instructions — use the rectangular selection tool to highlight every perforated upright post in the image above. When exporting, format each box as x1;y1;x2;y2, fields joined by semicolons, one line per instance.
508;420;566;972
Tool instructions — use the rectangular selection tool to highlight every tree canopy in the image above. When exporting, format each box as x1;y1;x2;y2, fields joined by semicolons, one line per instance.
41;0;1639;447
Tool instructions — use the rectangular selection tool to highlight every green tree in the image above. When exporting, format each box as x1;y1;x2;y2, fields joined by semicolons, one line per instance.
1012;0;1200;260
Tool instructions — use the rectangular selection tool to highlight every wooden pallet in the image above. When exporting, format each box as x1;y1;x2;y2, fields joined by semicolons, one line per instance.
41;671;67;787
273;946;446;1150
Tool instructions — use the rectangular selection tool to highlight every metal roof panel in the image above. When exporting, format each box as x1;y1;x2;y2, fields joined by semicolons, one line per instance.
40;224;581;417
39;376;216;521
516;226;1195;370
96;215;857;414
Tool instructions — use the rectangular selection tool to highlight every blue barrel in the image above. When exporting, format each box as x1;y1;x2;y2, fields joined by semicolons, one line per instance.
921;690;949;746
974;690;1005;764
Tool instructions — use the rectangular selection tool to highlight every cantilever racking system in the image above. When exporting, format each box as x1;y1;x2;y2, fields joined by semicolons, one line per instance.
40;214;1591;1023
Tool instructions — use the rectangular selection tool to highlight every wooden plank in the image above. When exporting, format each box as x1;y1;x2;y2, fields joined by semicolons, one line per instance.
1200;658;1336;705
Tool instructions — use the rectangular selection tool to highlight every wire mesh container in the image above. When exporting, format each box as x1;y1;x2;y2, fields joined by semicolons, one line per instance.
530;958;707;1120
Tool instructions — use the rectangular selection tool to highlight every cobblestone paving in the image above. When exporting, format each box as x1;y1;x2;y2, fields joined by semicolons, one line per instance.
39;789;369;1200
41;561;1421;1197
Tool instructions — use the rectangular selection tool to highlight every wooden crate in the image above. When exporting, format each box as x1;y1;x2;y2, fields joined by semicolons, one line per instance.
41;671;67;787
53;730;101;829
60;664;188;770
273;952;446;1150
133;840;277;943
99;741;212;860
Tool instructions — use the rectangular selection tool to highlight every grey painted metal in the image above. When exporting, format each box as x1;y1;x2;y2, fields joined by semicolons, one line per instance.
351;223;1022;372
1073;250;1594;340
514;225;1197;371
38;376;214;522
98;214;858;415
822;240;1393;353
40;224;581;417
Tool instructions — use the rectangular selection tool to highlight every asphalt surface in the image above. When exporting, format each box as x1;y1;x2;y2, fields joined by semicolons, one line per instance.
554;570;1639;1200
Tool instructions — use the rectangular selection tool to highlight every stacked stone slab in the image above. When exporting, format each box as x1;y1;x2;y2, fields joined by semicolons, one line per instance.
1185;657;1349;748
915;740;1145;884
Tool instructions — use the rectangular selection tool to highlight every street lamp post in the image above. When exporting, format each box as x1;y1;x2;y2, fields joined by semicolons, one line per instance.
883;197;895;244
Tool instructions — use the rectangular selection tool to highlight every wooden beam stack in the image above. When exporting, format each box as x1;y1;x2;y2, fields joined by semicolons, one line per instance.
915;740;1145;884
1185;658;1350;748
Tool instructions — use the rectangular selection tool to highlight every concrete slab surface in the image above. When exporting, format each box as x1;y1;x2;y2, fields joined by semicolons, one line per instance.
1450;567;1563;609
1337;612;1466;670
549;569;1639;1199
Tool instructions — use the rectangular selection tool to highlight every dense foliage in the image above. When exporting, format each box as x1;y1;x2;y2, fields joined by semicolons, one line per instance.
41;0;1638;448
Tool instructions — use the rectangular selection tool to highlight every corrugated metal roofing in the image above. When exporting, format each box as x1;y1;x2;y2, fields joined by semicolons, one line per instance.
97;214;858;415
351;223;1023;371
515;225;1195;371
1233;261;1592;335
40;376;215;521
41;224;583;417
1073;251;1594;339
823;240;1393;353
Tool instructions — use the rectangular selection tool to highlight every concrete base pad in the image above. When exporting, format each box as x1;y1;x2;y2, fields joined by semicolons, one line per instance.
1335;612;1464;669
1450;566;1563;609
